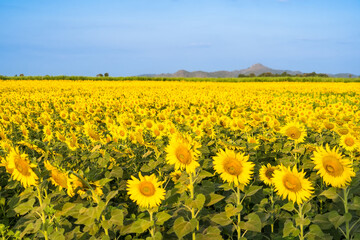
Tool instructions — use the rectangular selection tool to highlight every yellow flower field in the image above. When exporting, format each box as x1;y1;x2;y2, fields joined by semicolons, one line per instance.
0;80;360;239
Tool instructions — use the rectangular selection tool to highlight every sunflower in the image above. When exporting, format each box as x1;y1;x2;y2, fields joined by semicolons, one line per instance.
281;122;306;143
340;134;358;152
67;174;85;197
213;148;254;187
259;164;277;186
273;165;313;205
312;145;355;188
126;173;166;209
44;161;70;191
166;134;200;173
66;133;79;151
83;122;101;142
6;148;38;188
170;170;182;183
247;137;260;150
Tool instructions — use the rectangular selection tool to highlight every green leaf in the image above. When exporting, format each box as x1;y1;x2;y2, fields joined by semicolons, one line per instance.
313;214;332;230
320;188;338;200
205;193;225;206
225;204;242;218
305;224;324;238
349;196;360;210
303;202;312;214
197;170;213;181
210;212;232;226
101;220;111;231
281;202;294;212
56;202;83;218
109;166;123;179
14;198;35;215
109;209;124;227
193;194;206;210
156;212;172;225
295;217;311;227
240;213;262;232
75;211;94;225
129;219;152;234
283;220;300;237
106;190;119;204
20;223;34;238
173;217;197;239
344;212;352;222
328;211;345;228
196;226;223;240
244;185;262;197
49;229;65;240
146;232;162;240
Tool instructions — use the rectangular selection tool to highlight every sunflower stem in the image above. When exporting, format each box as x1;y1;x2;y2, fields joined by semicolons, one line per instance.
36;186;49;240
270;186;274;233
189;172;197;240
343;187;350;240
236;185;242;240
148;210;155;237
298;203;304;240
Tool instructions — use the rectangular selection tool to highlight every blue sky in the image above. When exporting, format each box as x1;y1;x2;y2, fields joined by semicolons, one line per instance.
0;0;359;76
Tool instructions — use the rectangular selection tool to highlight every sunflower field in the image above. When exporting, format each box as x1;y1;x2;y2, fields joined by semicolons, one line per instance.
0;80;360;240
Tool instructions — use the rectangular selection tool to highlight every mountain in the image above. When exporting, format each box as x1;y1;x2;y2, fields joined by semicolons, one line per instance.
238;63;302;76
140;64;357;78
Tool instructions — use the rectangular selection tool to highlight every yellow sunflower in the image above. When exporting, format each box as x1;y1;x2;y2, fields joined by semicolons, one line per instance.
273;165;313;205
312;145;355;188
281;122;306;143
170;170;182;183
6;148;38;188
259;164;277;186
165;134;200;173
126;173;166;209
213;148;254;187
340;134;358;152
44;161;70;191
83;122;101;142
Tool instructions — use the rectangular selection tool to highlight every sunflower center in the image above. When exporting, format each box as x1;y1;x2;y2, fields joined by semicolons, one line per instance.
283;173;302;192
338;129;349;135
14;156;31;176
175;145;192;164
139;181;155;196
285;126;301;139
322;155;344;177
223;157;243;176
265;168;275;179
344;137;355;147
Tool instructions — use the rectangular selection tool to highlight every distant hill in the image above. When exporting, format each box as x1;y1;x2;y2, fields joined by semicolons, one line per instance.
140;63;357;78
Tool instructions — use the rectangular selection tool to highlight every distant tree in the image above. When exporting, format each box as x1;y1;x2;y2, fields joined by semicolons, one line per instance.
249;73;256;77
19;74;24;76
104;73;109;77
14;74;17;77
349;74;353;78
259;72;274;77
238;74;248;78
96;74;103;77
281;71;291;77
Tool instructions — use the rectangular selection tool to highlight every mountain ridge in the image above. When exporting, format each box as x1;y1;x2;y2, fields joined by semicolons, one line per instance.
139;64;357;78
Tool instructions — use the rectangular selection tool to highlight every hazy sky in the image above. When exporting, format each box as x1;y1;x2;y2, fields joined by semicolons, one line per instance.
1;0;359;76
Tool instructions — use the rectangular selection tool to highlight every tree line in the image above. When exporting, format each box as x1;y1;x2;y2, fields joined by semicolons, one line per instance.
238;72;329;78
